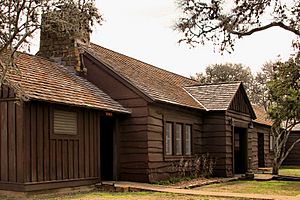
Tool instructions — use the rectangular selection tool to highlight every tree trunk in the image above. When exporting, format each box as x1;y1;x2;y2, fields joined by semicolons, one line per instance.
272;165;279;175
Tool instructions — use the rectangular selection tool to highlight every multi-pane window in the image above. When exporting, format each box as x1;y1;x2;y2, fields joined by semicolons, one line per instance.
175;124;183;155
185;125;192;155
165;122;192;156
54;109;77;135
165;122;173;155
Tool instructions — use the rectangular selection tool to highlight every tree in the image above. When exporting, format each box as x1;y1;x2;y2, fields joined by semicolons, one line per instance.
192;63;256;101
0;0;102;93
251;62;274;109
267;55;300;174
176;0;300;51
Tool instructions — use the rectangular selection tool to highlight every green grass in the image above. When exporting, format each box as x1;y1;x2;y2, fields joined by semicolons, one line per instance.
279;166;300;177
0;192;252;200
197;180;300;196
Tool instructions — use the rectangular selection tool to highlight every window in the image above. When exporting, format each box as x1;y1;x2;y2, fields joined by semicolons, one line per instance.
165;122;192;157
165;122;173;155
53;109;77;135
175;124;183;155
185;125;192;155
270;134;273;151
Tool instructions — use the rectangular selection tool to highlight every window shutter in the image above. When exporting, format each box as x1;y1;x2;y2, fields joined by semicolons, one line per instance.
54;109;77;135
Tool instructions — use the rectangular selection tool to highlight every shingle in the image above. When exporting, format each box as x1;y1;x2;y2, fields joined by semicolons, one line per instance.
84;44;205;110
252;105;272;126
184;82;241;110
5;53;130;113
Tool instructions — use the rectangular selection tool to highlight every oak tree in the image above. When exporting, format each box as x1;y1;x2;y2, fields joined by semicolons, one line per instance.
176;0;300;51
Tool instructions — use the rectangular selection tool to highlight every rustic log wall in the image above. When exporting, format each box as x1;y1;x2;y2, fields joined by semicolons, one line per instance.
252;123;272;169
147;104;203;182
83;57;150;182
202;112;230;177
226;111;253;176
283;131;300;166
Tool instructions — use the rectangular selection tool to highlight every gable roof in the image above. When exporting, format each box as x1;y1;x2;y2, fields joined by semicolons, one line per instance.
252;105;272;126
185;82;256;118
5;53;129;113
184;82;241;111
83;44;205;110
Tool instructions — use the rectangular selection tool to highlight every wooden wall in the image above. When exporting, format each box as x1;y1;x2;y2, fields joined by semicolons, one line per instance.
251;123;272;169
0;87;101;192
283;131;300;166
202;112;230;177
83;56;150;182
225;111;253;176
0;85;24;190
147;104;203;182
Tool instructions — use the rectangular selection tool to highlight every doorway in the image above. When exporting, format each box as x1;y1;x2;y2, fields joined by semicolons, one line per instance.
257;133;265;167
234;127;247;174
100;116;115;180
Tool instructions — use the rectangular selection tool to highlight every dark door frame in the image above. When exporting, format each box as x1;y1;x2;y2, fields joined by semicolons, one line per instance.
233;127;248;174
100;116;118;181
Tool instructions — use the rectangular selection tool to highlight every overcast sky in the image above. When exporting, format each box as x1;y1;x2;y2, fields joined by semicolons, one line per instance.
91;1;297;77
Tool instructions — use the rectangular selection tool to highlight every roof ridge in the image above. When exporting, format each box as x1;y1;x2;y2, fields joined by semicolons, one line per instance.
90;43;197;83
185;81;242;88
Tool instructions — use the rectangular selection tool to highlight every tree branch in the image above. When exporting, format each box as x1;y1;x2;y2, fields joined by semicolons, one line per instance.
229;22;300;37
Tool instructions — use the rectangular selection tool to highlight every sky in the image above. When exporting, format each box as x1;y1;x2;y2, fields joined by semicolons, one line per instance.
31;0;298;78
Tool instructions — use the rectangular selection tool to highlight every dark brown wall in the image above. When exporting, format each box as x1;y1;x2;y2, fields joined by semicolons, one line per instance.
225;111;253;176
0;89;101;192
202;111;230;177
147;104;203;182
0;85;24;190
252;123;272;169
83;57;150;182
283;131;300;166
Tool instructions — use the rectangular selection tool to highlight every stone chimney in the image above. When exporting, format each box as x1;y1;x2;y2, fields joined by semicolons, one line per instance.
37;13;90;72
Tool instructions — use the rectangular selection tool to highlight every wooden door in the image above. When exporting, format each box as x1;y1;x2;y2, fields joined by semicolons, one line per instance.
257;133;265;167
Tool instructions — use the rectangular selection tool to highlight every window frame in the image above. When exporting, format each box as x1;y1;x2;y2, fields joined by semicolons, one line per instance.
164;120;193;159
50;106;79;139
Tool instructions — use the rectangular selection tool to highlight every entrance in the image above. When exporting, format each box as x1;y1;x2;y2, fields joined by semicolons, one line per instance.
257;133;265;167
100;117;115;180
234;127;247;174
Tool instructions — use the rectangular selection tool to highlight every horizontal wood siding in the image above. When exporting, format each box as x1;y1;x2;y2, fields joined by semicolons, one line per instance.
118;100;149;182
283;131;300;166
147;104;203;182
226;110;252;176
22;101;100;190
83;57;149;182
0;85;24;187
202;112;229;177
252;123;272;169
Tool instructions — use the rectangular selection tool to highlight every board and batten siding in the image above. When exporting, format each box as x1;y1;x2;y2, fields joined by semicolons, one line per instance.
0;85;24;191
22;101;101;191
83;57;150;182
147;104;203;182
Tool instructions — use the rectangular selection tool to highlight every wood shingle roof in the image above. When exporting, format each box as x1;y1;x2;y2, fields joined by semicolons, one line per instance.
184;82;242;111
6;53;130;113
84;44;205;110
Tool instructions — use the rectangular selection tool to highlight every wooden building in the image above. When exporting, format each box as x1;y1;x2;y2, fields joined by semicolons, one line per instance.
0;53;129;191
251;105;273;169
283;124;300;166
0;20;266;191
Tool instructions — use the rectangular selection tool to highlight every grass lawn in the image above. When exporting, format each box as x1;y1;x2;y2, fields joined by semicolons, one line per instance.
0;191;252;200
279;166;300;177
196;180;300;196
